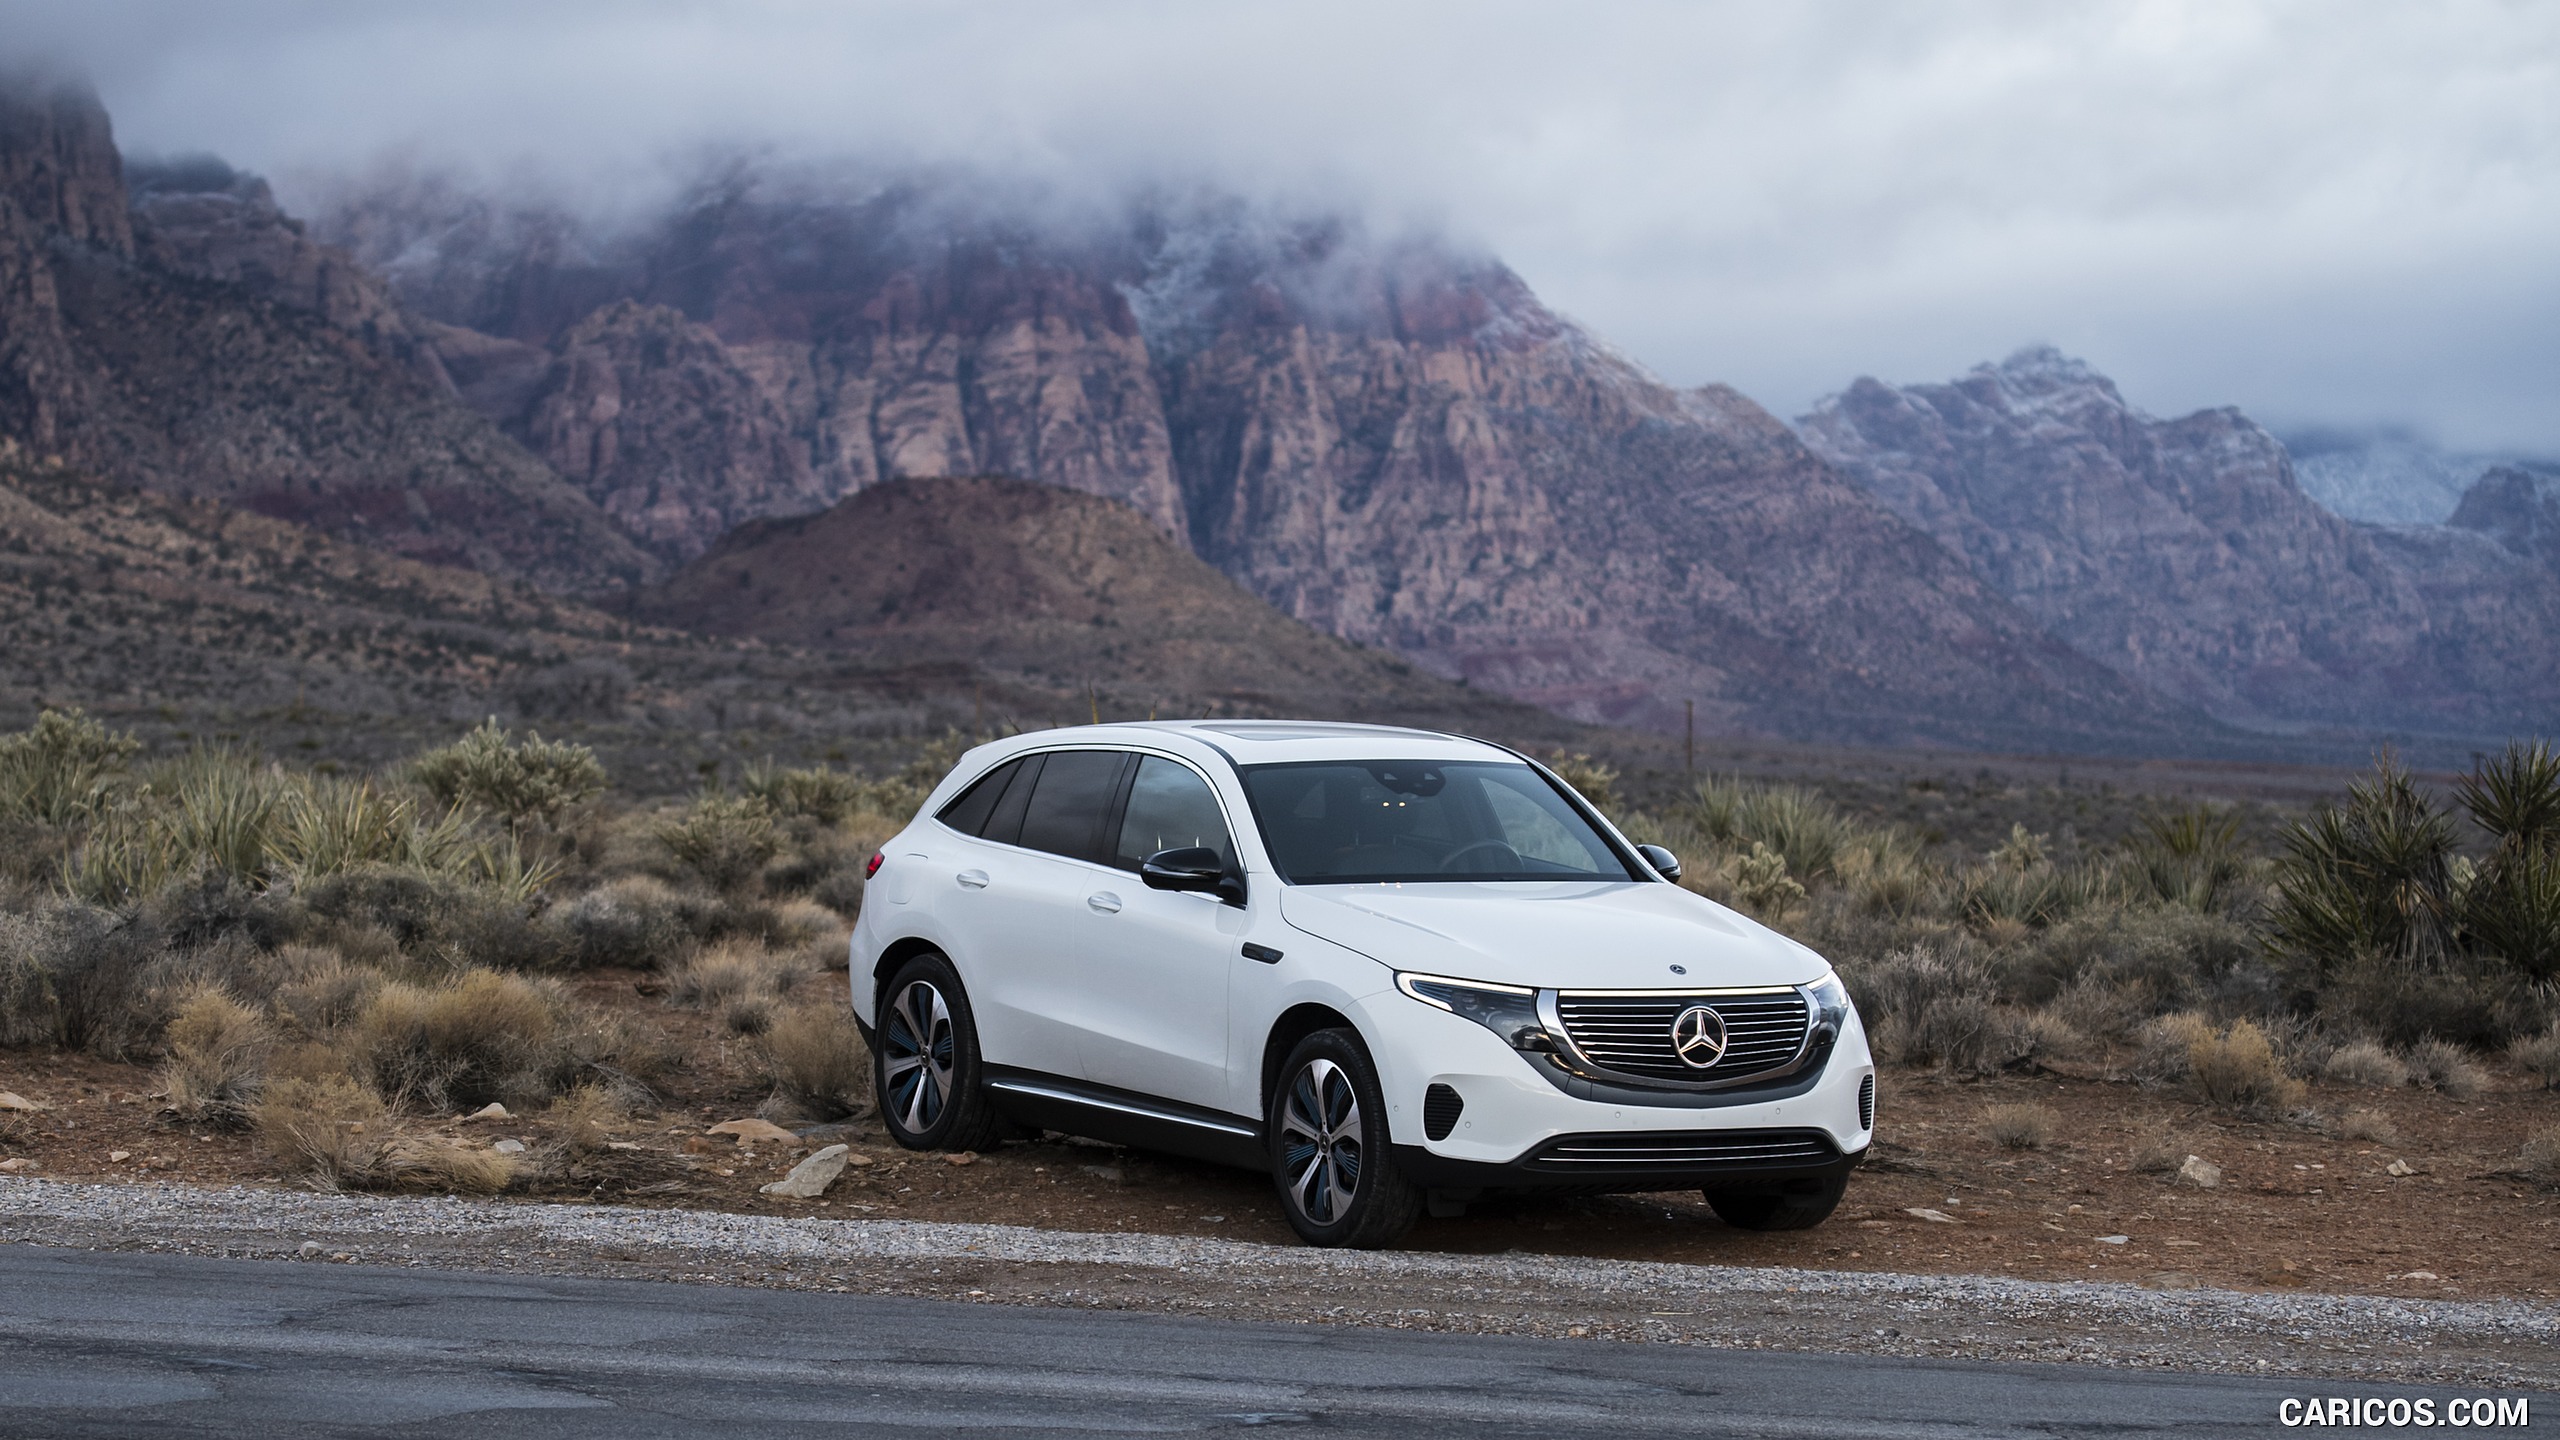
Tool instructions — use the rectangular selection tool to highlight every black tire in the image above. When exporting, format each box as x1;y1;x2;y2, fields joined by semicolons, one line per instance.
874;951;1005;1153
1706;1173;1849;1231
1267;1029;1423;1248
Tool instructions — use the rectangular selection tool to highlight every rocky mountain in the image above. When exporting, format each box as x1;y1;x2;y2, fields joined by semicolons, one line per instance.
2451;466;2560;571
317;175;2199;754
2281;424;2554;526
1799;349;2560;738
631;474;1578;738
0;76;651;590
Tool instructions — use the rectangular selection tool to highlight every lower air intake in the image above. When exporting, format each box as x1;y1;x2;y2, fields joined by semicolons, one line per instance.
1527;1129;1836;1170
1422;1084;1465;1141
1858;1073;1875;1131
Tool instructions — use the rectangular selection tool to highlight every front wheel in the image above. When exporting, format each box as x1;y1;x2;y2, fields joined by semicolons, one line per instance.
1268;1029;1423;1248
874;952;1005;1152
1706;1173;1848;1231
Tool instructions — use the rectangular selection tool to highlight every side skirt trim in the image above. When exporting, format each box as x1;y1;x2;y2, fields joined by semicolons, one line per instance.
982;1068;1266;1171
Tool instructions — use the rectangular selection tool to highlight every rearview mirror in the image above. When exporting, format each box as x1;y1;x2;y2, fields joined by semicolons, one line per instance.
1141;846;1245;905
1636;843;1683;882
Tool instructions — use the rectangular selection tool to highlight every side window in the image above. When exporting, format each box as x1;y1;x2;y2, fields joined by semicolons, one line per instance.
1015;750;1129;863
935;758;1020;837
1114;757;1233;871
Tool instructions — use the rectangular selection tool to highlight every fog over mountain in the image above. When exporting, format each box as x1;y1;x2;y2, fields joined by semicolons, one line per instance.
6;0;2556;464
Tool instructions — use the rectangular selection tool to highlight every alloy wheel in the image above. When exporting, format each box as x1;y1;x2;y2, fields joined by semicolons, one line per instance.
881;979;956;1134
1278;1056;1364;1225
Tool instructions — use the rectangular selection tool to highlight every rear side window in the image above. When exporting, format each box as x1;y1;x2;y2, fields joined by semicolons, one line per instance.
1015;750;1130;863
935;759;1022;837
1113;757;1233;871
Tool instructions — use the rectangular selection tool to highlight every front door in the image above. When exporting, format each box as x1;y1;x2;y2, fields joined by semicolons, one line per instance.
1073;755;1243;1112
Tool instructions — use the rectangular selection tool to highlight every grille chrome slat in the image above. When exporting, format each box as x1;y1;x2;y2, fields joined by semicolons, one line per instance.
1550;988;1812;1085
1531;1128;1837;1168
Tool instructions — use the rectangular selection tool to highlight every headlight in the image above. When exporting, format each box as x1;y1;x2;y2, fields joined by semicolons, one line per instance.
1395;973;1555;1052
1805;969;1853;1044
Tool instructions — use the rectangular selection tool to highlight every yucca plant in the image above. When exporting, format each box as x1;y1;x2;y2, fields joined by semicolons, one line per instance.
1689;776;1856;882
2130;803;2247;912
162;750;290;886
2456;741;2560;979
57;802;180;904
271;775;475;879
2266;753;2458;974
742;759;864;825
409;719;606;829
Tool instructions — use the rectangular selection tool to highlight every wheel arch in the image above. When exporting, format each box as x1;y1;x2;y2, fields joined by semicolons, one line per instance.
1260;1002;1375;1121
870;935;946;1008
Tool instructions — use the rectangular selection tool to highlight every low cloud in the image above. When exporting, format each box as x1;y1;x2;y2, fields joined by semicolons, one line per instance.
8;0;2556;447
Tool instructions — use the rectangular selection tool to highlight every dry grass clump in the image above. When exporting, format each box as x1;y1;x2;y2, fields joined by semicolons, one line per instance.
342;969;573;1111
250;1075;516;1195
2321;1040;2409;1089
2512;1023;2560;1089
2132;1011;2215;1084
2338;1107;2400;1144
2128;1123;2186;1174
2521;1127;2560;1189
1981;1101;2057;1150
760;1004;870;1120
2403;1037;2485;1099
2185;1019;2307;1117
544;1082;627;1160
160;986;273;1127
550;875;691;971
266;946;383;1037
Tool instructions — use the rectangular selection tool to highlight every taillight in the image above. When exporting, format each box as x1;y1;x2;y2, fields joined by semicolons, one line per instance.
864;851;885;879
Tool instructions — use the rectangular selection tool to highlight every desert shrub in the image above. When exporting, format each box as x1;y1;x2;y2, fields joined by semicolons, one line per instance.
2338;1107;2399;1144
163;749;294;886
1952;859;2123;932
1850;949;2030;1076
548;876;691;971
2046;972;2153;1042
266;947;382;1037
2401;1037;2484;1099
0;708;139;824
270;775;475;880
1997;905;2252;1011
297;864;561;971
2133;1011;2216;1084
0;899;171;1058
141;870;301;953
655;794;780;893
343;969;575;1111
743;760;864;825
2268;754;2459;974
761;1004;869;1120
2185;1019;2306;1116
2511;1022;2560;1089
543;1082;626;1159
808;863;866;918
2455;740;2560;981
409;719;606;828
160;987;273;1127
1544;752;1620;813
2317;951;2547;1050
252;1074;515;1194
669;940;796;1009
2320;1040;2408;1089
2524;1126;2560;1189
855;732;971;823
2019;1008;2090;1062
1981;1101;2056;1150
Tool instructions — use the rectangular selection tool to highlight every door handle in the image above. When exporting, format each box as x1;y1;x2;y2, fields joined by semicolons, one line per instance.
955;870;989;890
1086;891;1123;914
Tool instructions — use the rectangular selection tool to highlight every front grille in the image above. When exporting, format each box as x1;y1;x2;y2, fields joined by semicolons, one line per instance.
1528;1128;1837;1170
1423;1083;1464;1141
1552;989;1810;1083
1859;1073;1875;1130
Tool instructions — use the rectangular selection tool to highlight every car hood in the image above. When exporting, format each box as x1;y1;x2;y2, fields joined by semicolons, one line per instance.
1277;881;1827;990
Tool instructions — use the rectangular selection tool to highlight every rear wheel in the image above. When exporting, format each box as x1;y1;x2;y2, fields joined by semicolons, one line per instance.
875;951;1005;1152
1268;1029;1422;1248
1706;1173;1848;1231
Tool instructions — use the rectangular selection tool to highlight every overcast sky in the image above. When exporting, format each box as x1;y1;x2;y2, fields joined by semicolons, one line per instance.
9;0;2556;450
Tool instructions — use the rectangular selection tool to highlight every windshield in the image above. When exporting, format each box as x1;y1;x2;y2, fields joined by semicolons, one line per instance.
1240;760;1639;884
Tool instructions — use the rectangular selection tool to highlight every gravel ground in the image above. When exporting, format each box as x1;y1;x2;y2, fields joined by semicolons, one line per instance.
6;1176;2555;1389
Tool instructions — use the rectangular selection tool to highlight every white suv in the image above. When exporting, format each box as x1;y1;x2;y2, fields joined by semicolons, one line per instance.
849;721;1874;1247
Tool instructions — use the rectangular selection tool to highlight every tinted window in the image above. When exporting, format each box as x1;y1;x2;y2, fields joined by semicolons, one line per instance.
1016;750;1129;863
935;759;1020;837
1241;761;1636;884
1113;757;1233;871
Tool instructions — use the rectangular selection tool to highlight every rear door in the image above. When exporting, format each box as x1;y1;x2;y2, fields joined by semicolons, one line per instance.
930;751;1119;1080
1073;754;1244;1112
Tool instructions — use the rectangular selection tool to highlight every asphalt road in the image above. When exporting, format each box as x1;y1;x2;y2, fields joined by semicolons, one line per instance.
0;1245;2540;1437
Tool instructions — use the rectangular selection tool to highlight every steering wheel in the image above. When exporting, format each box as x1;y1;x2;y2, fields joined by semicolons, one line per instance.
1438;840;1523;874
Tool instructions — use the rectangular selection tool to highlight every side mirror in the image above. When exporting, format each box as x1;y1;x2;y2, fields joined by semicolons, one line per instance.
1636;843;1683;882
1142;846;1245;906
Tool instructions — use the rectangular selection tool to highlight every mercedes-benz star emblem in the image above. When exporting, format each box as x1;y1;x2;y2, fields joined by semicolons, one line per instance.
1670;1005;1727;1068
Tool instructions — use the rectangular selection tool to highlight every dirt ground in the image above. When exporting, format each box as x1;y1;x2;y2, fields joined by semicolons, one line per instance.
4;967;2555;1301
